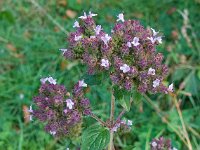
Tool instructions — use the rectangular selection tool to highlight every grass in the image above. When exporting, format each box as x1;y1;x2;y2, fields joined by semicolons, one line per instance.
0;0;200;149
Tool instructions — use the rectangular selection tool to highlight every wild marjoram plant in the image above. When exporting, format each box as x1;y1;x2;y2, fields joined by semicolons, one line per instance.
30;12;176;150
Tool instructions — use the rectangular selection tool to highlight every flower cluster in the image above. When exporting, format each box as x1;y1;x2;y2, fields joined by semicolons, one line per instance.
111;119;133;132
150;137;177;150
32;77;90;137
61;12;173;94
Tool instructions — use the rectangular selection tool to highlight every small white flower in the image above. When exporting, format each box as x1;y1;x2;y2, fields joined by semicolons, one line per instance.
120;64;130;73
131;37;140;46
147;36;162;44
168;83;174;92
101;59;109;68
59;48;67;55
79;12;87;19
66;99;74;110
172;147;178;150
127;42;132;48
48;77;57;85
155;36;162;44
90;36;96;39
152;141;157;147
153;79;160;88
151;28;159;36
66;148;69;150
50;130;56;135
40;78;48;84
74;35;82;41
88;11;97;17
79;80;87;87
40;77;57;85
117;13;125;22
101;34;111;46
28;105;33;113
147;37;156;44
94;25;102;35
73;20;80;28
127;120;132;126
148;67;155;75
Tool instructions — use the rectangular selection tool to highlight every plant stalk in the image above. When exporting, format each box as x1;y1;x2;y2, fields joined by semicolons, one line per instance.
108;91;115;150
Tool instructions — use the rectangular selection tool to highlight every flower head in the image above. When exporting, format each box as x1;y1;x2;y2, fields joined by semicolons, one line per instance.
78;80;87;87
59;48;67;55
101;59;109;68
151;141;157;147
73;20;80;28
40;76;57;85
94;25;102;35
151;28;159;36
153;79;160;88
148;67;155;75
74;35;82;41
120;64;130;73
131;37;140;46
168;83;173;92
127;42;132;48
101;34;111;46
66;99;74;109
117;13;125;22
88;11;97;17
79;12;87;19
127;120;132;126
28;105;33;113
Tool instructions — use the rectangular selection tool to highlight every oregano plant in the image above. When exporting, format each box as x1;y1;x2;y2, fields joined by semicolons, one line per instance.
30;12;176;150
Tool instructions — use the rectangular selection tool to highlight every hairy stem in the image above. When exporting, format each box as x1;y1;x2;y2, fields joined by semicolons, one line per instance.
90;113;108;127
108;91;115;150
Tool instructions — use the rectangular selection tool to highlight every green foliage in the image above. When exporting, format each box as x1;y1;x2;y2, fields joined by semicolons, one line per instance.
81;124;110;150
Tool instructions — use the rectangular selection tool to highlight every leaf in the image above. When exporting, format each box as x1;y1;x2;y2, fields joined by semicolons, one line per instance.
113;86;131;111
132;89;142;106
82;73;103;85
81;124;110;150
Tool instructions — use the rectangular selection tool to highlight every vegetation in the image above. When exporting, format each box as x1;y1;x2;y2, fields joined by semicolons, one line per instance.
0;0;199;149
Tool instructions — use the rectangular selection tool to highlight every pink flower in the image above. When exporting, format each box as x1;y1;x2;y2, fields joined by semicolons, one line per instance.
94;25;102;35
66;99;74;109
101;34;111;46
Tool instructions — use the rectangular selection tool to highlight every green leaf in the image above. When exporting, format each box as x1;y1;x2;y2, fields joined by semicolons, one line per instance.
82;73;103;85
132;90;142;106
81;125;110;150
113;86;131;111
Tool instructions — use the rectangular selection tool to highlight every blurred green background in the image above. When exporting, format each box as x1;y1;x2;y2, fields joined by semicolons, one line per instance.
0;0;200;150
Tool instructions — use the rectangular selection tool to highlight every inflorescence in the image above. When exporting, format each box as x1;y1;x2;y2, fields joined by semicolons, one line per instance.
60;12;173;94
31;12;174;138
150;137;177;150
31;77;90;137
